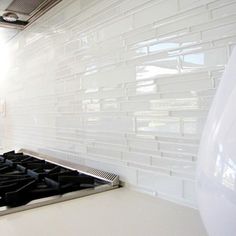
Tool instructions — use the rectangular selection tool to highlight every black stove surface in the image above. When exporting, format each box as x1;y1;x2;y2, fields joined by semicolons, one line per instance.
0;151;108;207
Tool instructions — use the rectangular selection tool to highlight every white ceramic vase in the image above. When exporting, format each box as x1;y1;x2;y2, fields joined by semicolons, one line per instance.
197;48;236;236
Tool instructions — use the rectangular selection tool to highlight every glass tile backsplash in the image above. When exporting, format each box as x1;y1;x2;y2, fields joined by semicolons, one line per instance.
0;0;236;207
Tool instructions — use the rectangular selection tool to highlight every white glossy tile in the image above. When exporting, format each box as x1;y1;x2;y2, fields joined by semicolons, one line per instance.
157;12;209;36
98;16;133;41
179;0;215;10
125;27;156;48
136;57;179;80
150;98;200;111
120;101;150;112
191;13;236;33
136;117;181;135
181;47;228;71
183;179;197;203
213;35;236;48
133;0;178;28
159;141;198;154
158;78;213;93
202;22;236;41
212;2;236;19
123;151;151;165
128;138;158;151
87;146;122;159
137;170;183;198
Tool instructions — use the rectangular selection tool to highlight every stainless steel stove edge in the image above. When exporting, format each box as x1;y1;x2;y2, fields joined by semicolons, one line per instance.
18;149;120;187
0;184;118;217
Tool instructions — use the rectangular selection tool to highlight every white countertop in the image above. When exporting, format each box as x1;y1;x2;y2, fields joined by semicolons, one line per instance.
0;188;207;236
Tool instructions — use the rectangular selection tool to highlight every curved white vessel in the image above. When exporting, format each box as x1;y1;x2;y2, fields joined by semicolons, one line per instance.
197;48;236;236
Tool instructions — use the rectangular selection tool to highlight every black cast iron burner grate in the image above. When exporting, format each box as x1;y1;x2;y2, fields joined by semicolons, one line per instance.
0;151;108;207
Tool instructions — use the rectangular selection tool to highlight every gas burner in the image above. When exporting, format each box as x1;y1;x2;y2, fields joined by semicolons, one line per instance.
0;150;119;216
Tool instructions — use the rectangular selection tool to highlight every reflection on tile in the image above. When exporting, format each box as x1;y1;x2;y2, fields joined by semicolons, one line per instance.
149;42;179;53
136;84;157;95
150;98;199;111
184;53;205;66
136;117;181;134
136;57;179;80
182;48;228;70
101;99;119;111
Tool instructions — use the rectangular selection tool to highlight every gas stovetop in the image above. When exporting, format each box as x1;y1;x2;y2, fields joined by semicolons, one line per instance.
0;149;119;216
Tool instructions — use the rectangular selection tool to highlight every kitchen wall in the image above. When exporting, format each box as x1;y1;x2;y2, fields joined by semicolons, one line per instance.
0;0;236;208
